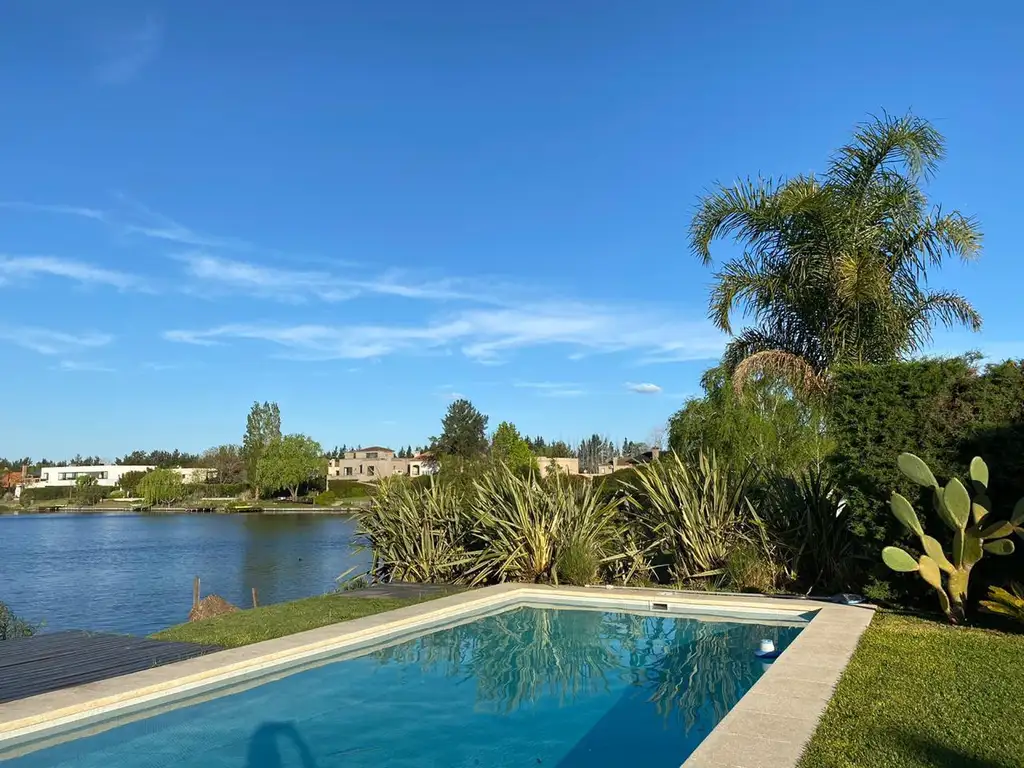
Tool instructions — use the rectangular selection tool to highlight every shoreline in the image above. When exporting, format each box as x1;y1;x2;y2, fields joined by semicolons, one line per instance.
0;506;363;516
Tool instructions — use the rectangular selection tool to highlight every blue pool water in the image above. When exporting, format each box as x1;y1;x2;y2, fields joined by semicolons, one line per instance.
6;607;804;768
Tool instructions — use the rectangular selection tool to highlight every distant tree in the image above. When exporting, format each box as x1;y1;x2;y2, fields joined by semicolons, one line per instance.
432;399;489;459
621;440;649;459
577;434;616;473
117;470;148;497
137;468;184;507
490;421;537;475
201;444;246;484
256;434;325;501
116;449;202;467
405;445;414;458
533;439;575;458
74;474;99;505
668;366;829;475
242;401;282;497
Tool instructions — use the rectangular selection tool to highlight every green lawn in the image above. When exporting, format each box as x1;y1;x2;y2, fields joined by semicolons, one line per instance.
800;612;1024;768
151;593;440;648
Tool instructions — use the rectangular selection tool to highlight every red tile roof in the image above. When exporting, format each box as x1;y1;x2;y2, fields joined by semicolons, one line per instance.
359;446;393;453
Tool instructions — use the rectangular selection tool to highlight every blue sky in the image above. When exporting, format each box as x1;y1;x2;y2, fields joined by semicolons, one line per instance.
1;1;1022;459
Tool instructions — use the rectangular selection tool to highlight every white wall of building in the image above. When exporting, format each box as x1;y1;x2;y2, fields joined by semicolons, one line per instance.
32;465;213;488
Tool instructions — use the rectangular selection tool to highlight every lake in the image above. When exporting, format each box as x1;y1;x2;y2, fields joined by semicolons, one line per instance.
0;512;371;636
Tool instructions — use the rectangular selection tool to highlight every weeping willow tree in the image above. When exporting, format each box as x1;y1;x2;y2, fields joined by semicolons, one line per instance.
691;112;982;394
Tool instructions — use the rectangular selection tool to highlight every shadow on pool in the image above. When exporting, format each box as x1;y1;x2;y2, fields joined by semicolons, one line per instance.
246;722;318;768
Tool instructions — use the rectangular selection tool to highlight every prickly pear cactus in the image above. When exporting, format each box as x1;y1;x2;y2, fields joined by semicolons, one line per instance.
882;454;1017;624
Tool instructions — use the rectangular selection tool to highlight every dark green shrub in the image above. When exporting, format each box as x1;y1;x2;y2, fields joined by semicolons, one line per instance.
0;602;36;639
314;491;337;506
827;356;1024;595
555;540;599;586
21;485;111;504
724;544;782;593
327;479;371;498
185;482;249;498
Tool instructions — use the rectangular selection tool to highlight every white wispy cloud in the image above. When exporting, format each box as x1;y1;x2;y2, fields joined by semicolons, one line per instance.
0;328;113;356
177;253;494;304
164;304;726;364
0;197;256;253
626;382;662;394
0;202;108;221
514;381;588;397
0;255;144;291
56;360;115;373
94;16;163;85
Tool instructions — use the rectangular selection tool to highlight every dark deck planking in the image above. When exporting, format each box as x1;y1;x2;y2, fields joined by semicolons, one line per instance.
0;631;222;704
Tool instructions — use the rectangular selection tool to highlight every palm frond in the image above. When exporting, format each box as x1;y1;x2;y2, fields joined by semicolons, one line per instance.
732;349;829;399
689;177;782;266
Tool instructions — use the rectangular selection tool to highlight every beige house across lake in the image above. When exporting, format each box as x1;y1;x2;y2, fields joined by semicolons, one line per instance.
327;447;434;481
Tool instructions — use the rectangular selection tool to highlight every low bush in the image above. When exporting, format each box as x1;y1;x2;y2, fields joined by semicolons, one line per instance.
0;601;36;640
185;482;249;498
20;486;75;503
313;491;337;506
328;479;371;498
980;583;1024;627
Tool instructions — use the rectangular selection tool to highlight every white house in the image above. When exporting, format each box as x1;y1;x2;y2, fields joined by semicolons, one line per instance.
30;465;213;489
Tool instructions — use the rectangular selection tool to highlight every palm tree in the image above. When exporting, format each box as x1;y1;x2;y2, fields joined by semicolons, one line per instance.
691;112;982;394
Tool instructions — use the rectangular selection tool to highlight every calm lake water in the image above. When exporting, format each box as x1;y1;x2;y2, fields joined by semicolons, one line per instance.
0;513;370;636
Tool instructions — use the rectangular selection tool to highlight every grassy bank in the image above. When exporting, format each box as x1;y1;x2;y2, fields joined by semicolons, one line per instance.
800;612;1024;768
151;592;443;648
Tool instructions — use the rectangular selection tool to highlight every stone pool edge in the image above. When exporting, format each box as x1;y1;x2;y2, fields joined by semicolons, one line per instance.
0;584;866;764
680;597;875;768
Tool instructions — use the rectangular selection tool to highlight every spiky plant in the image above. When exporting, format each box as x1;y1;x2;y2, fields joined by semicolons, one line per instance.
470;464;624;584
357;475;475;584
979;583;1024;626
625;451;757;582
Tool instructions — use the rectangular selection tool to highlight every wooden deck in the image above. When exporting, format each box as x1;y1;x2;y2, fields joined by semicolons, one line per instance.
0;631;221;703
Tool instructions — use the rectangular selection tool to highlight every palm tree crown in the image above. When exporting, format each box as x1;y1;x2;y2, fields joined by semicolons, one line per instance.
691;113;981;393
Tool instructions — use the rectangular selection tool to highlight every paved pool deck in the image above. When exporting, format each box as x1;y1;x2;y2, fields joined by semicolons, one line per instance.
0;584;874;767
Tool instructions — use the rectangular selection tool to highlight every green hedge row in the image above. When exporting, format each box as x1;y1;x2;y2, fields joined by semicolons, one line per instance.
327;479;371;498
21;486;113;504
827;356;1024;595
184;482;249;498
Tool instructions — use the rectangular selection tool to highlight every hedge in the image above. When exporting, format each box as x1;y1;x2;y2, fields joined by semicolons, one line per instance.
185;482;249;498
21;486;112;504
327;480;371;498
827;356;1024;597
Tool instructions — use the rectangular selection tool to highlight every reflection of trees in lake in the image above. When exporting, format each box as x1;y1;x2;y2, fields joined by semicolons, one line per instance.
372;607;798;723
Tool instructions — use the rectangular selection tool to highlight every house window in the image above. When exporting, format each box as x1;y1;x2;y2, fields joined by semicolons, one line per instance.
367;465;376;477
366;452;378;460
412;465;420;476
42;472;49;481
345;466;353;477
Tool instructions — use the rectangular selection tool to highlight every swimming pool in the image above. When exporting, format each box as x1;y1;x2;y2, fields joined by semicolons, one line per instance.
1;602;806;767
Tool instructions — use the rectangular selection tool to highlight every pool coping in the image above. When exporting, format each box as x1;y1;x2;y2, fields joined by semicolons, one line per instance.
0;584;874;766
